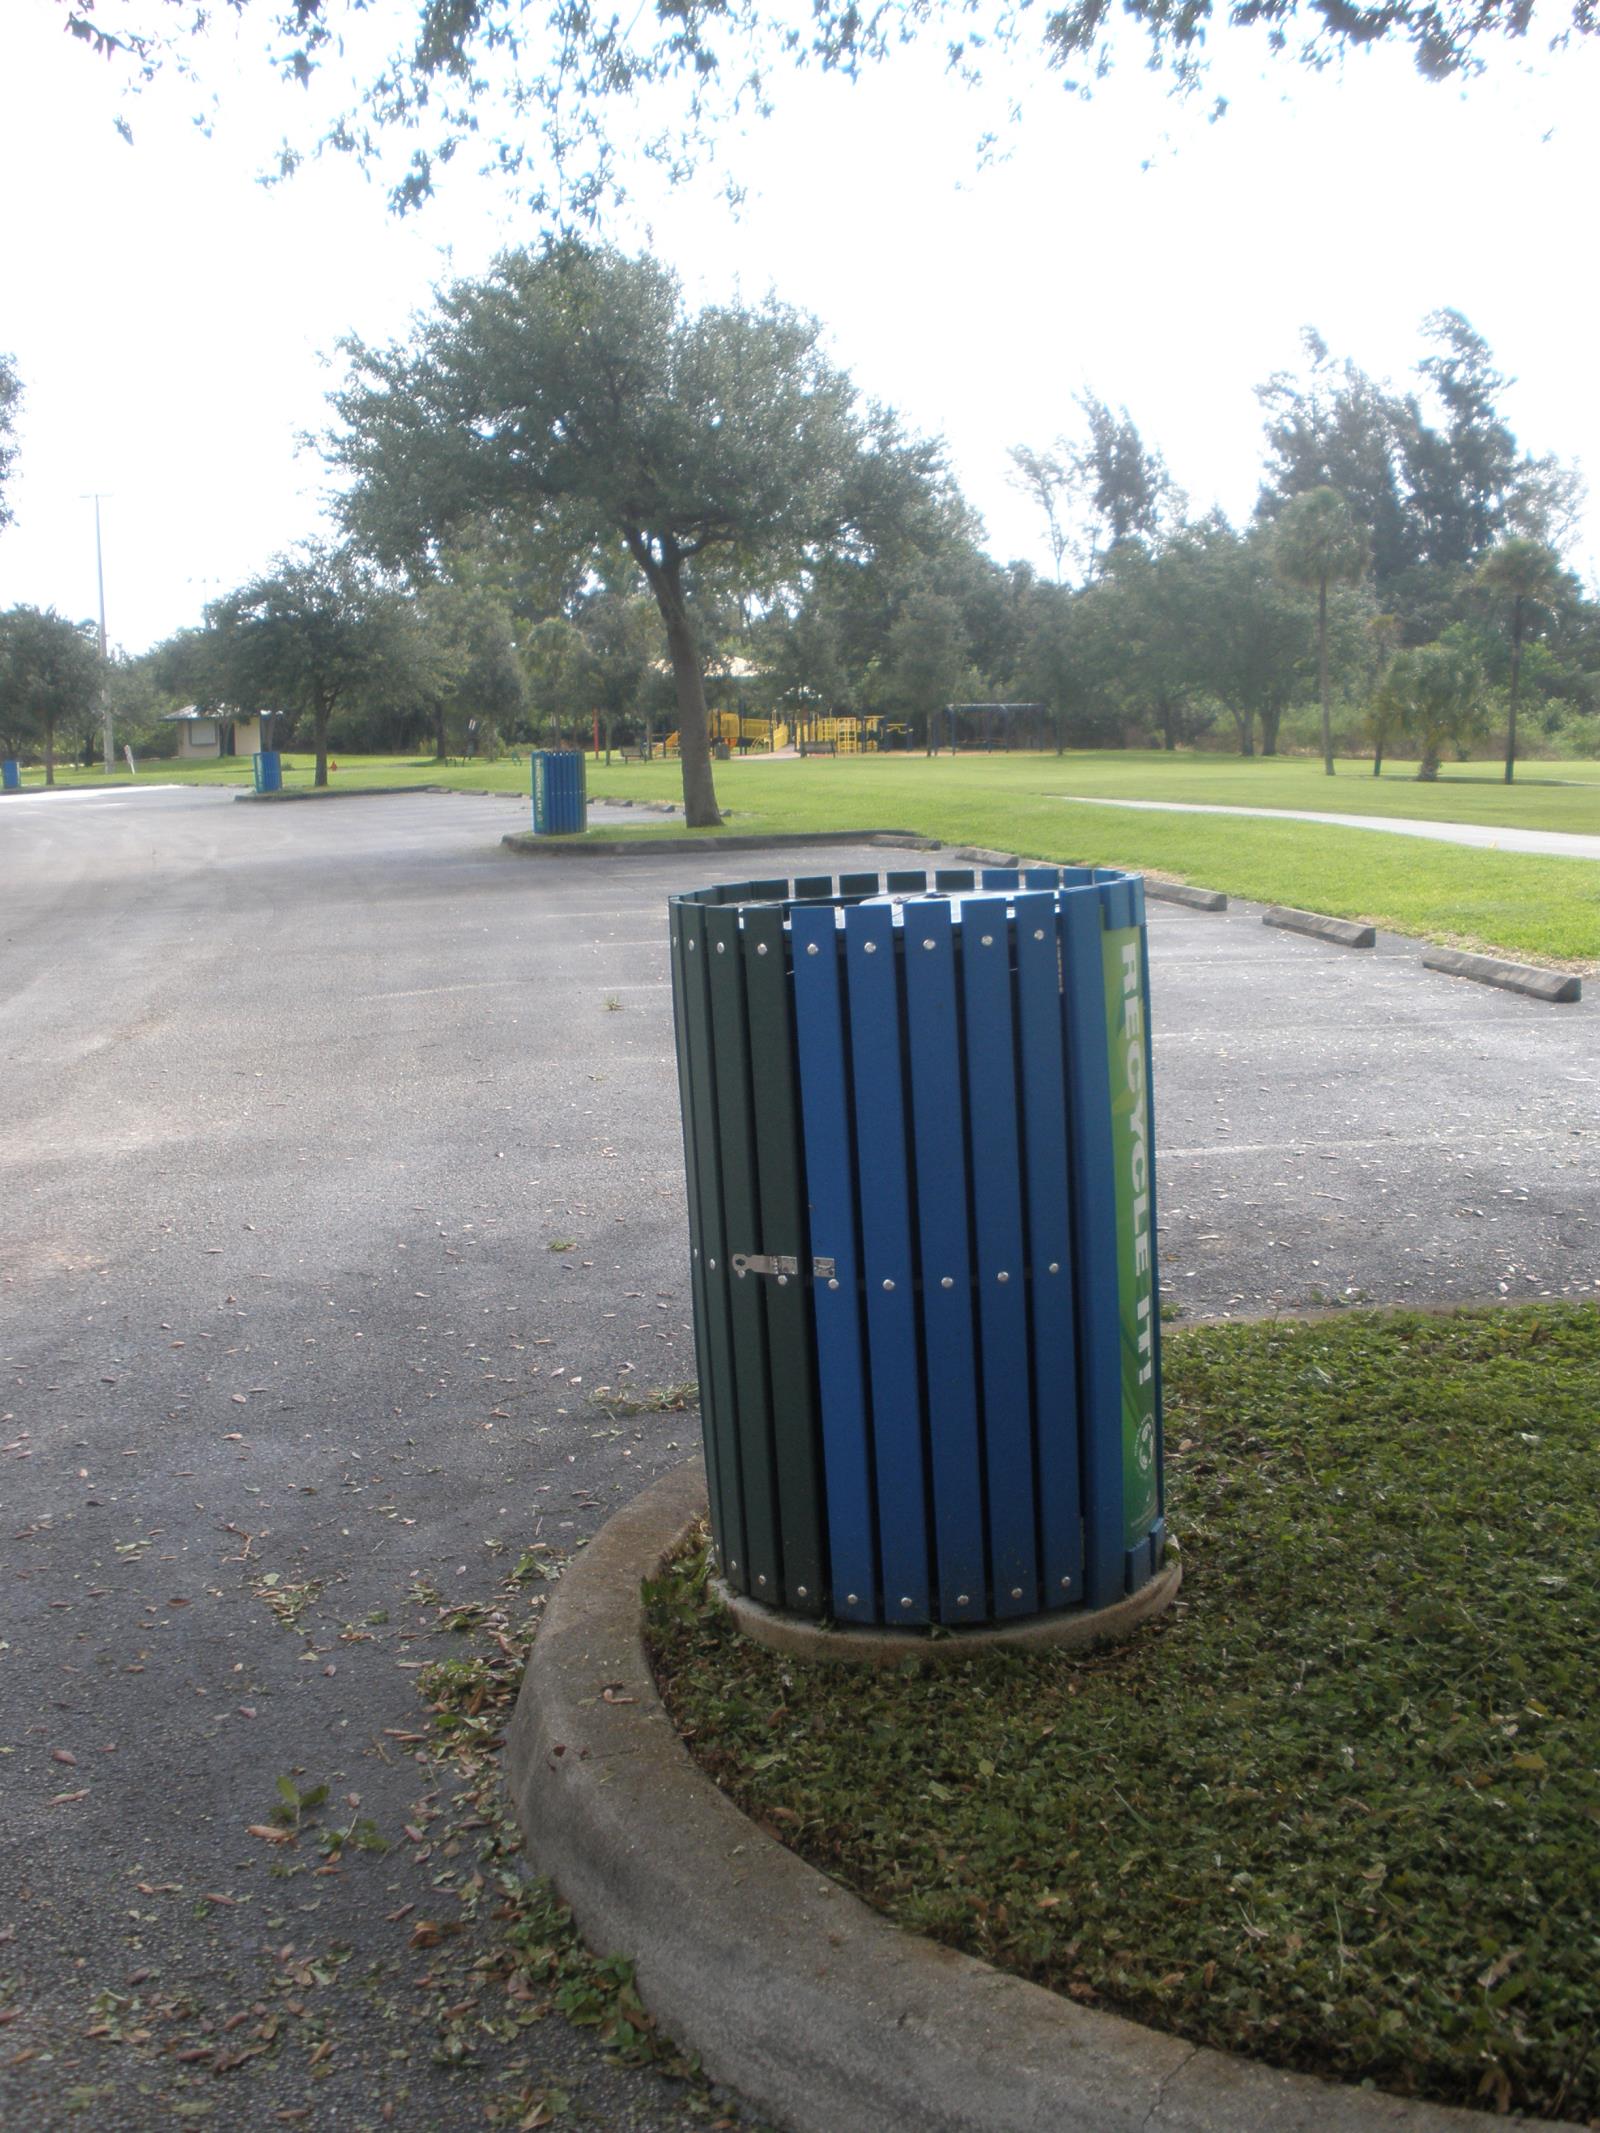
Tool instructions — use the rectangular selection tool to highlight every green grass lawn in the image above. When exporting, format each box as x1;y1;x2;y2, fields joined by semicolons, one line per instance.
648;1302;1600;2123
19;747;1597;965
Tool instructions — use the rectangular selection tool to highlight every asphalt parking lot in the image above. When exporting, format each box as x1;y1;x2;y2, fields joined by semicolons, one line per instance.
1;784;1594;2132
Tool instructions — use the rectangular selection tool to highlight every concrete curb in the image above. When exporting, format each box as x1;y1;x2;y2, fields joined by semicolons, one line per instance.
500;829;941;858
1421;946;1582;1004
1262;905;1377;950
506;1461;1551;2133
233;784;449;803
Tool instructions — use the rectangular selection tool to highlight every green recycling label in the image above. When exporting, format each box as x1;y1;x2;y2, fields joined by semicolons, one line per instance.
1101;924;1161;1551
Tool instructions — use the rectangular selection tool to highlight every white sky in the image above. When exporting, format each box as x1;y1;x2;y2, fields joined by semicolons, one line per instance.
2;0;1598;653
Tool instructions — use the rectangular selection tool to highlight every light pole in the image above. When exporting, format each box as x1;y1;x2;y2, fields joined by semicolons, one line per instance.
83;493;112;774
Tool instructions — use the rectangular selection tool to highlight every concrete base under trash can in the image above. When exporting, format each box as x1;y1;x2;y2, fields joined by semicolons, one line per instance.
713;1555;1181;1667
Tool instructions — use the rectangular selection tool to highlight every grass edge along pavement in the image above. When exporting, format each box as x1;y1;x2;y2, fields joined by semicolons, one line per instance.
16;751;1600;967
646;1304;1600;2128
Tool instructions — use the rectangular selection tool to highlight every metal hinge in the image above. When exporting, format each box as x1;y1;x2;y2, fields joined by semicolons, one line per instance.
731;1253;838;1282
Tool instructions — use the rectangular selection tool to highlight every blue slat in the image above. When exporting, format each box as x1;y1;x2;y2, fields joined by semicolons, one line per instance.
1060;880;1125;1609
1014;891;1084;1607
959;893;1038;1618
790;904;879;1624
980;868;1020;890
902;898;987;1623
842;900;933;1621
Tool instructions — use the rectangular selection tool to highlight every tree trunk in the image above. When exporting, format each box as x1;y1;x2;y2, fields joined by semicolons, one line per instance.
1373;744;1383;776
637;540;719;828
314;703;330;788
1505;599;1523;785
1417;747;1440;781
44;712;56;787
1260;703;1283;757
435;701;448;762
1318;574;1333;776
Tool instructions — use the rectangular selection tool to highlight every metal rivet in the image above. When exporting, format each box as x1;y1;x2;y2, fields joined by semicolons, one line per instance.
1011;1586;1023;1600
757;1574;767;1586
980;933;994;946
957;1594;970;1607
900;1596;914;1609
688;938;697;950
940;1275;953;1290
708;1258;717;1270
846;1593;859;1606
863;940;877;954
1048;1261;1060;1275
796;1586;808;1599
715;941;726;954
805;942;819;956
923;938;936;950
827;1278;839;1291
882;1278;895;1292
729;1561;738;1573
1060;1576;1072;1589
997;1270;1010;1284
776;1273;788;1286
1034;928;1046;940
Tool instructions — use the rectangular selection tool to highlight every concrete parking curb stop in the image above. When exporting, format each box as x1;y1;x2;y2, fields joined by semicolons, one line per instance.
1263;905;1377;949
1421;946;1582;1004
505;1460;1558;2133
1143;880;1229;912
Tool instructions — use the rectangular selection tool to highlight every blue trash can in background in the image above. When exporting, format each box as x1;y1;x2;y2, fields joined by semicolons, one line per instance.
252;750;283;794
669;864;1165;1631
1;759;20;793
531;750;586;835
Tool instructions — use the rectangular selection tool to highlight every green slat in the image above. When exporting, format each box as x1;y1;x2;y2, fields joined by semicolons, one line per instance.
705;902;785;1601
742;904;826;1614
745;877;790;901
885;870;928;893
838;872;879;898
667;911;732;1562
792;875;833;900
674;904;749;1589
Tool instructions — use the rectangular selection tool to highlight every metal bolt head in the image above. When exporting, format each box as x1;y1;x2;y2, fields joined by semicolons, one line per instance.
805;942;819;956
863;940;877;954
796;1586;808;1599
923;938;936;950
708;1258;716;1270
1034;928;1046;940
900;1596;914;1609
980;933;994;947
715;941;725;954
846;1593;859;1606
757;1574;767;1587
688;938;697;950
882;1278;895;1292
827;1278;840;1291
756;941;768;955
957;1593;970;1607
1048;1261;1060;1275
777;1273;788;1286
729;1561;738;1573
997;1270;1010;1284
1060;1576;1071;1589
940;1275;953;1290
1011;1586;1023;1600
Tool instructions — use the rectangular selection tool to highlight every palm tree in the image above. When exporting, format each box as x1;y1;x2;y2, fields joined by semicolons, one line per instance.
1475;537;1567;785
1273;487;1369;777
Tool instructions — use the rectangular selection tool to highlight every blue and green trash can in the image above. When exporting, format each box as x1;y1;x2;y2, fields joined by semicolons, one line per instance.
668;864;1166;1631
531;750;587;835
2;759;20;793
252;750;282;794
